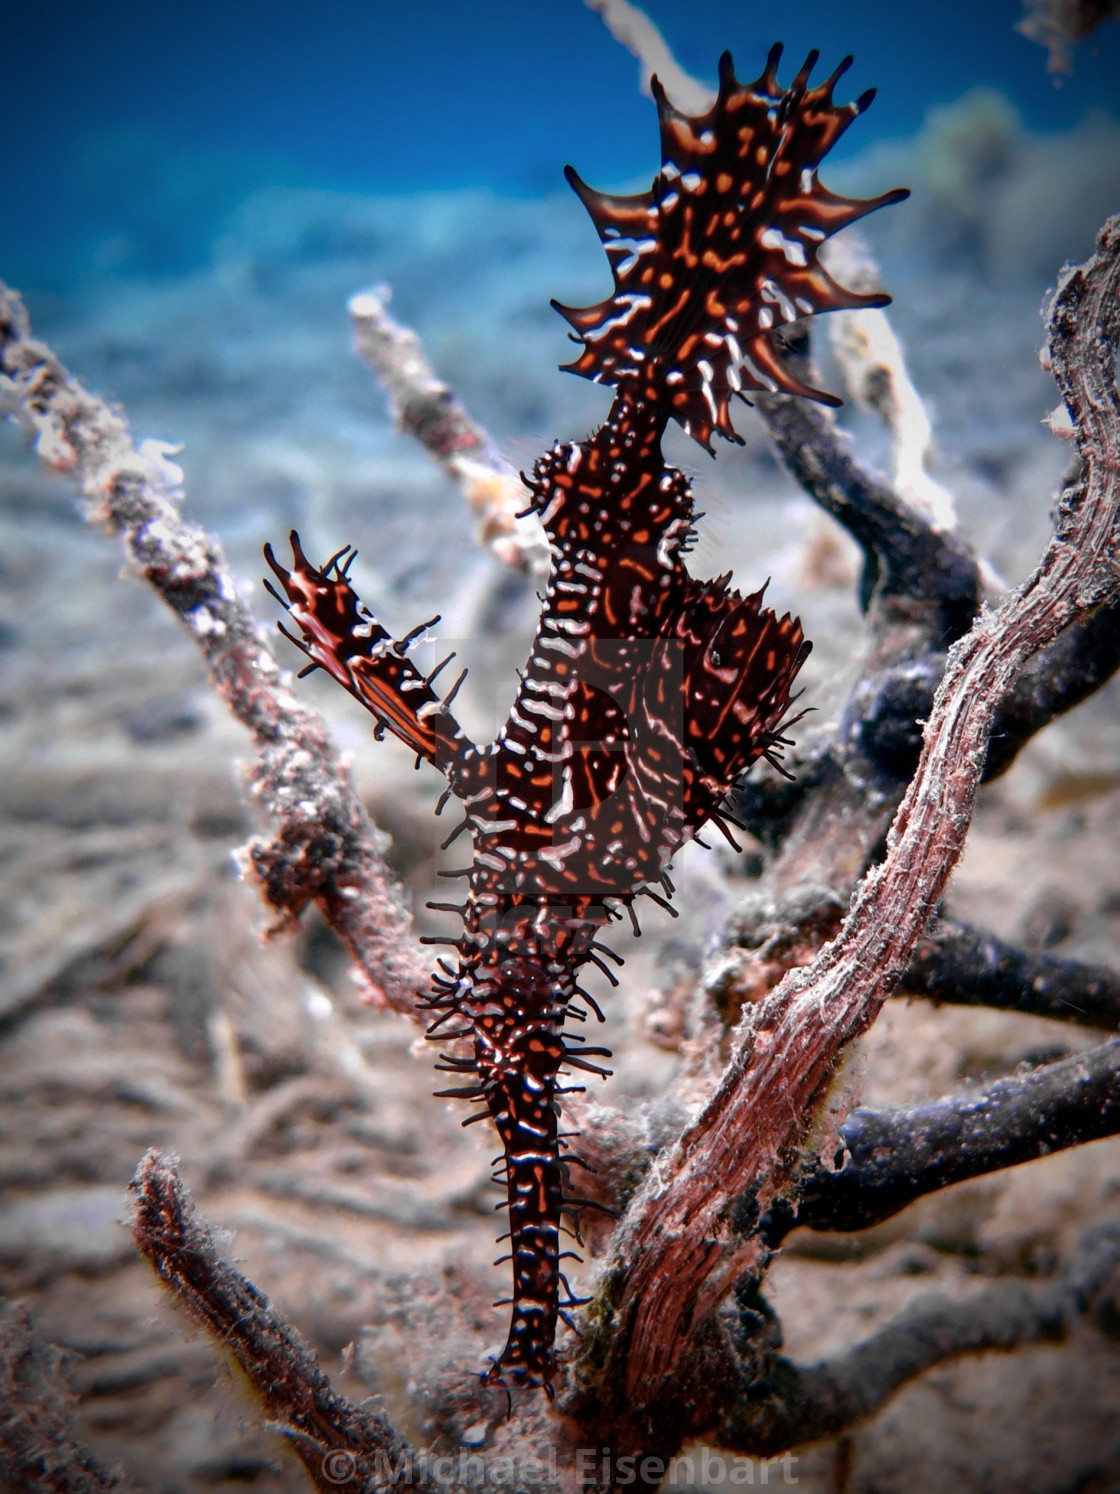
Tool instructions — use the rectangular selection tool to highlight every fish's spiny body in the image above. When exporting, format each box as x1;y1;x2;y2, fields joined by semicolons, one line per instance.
265;44;906;1394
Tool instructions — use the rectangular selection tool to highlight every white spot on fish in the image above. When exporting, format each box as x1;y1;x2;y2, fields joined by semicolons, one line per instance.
760;226;808;268
540;836;582;870
544;766;574;824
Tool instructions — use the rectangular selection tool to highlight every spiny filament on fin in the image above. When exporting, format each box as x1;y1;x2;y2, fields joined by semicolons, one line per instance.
553;44;909;452
265;42;905;1399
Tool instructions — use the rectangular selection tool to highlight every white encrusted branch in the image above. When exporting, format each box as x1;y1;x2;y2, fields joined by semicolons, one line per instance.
348;287;549;577
0;281;431;1020
583;0;714;113
823;237;959;535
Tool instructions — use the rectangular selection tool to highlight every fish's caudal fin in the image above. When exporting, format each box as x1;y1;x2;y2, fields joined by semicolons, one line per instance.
553;45;909;452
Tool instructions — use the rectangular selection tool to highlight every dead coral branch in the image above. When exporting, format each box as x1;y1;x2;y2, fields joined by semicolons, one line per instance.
348;286;549;577
0;281;429;1019
721;1214;1120;1455
1016;0;1120;73
0;1302;132;1494
583;0;714;114
590;213;1120;1434
129;1152;446;1494
901;916;1120;1029
764;1039;1120;1240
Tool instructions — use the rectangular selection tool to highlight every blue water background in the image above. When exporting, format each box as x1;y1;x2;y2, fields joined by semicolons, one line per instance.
3;0;1118;287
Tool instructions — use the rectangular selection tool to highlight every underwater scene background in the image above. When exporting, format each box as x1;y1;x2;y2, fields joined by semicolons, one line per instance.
4;0;1120;287
1;2;1120;1491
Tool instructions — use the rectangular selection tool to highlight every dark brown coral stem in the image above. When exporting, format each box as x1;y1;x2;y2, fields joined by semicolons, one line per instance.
901;916;1120;1030
720;1214;1120;1454
763;1039;1120;1240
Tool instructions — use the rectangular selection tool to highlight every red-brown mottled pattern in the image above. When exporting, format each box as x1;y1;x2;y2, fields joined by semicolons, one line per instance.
265;45;904;1394
554;46;908;451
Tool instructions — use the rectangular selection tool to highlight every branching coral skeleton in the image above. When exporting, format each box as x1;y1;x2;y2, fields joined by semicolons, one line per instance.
1;13;1119;1492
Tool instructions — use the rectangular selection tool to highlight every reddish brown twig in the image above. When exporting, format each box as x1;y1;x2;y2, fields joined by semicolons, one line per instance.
128;1151;447;1494
588;214;1120;1436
